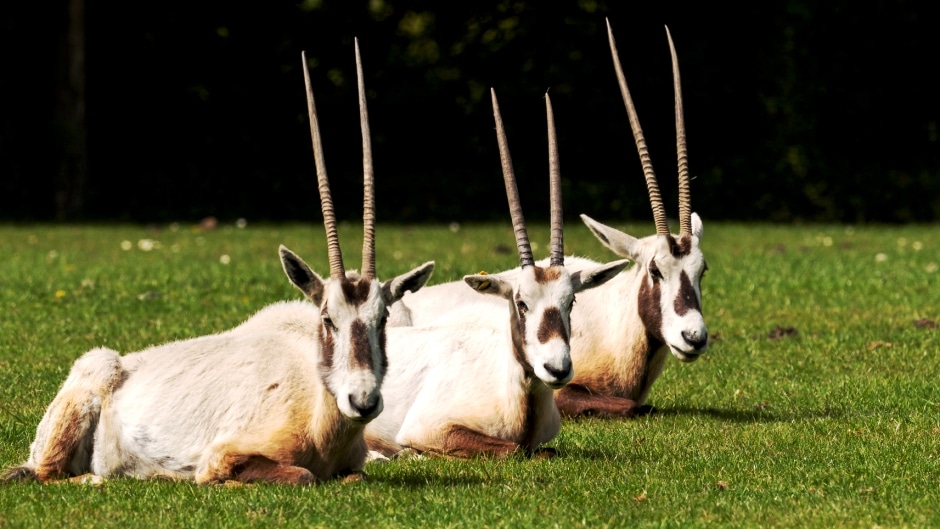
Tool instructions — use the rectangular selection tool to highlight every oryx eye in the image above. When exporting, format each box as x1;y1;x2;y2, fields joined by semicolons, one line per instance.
649;260;664;280
322;315;336;330
516;300;529;314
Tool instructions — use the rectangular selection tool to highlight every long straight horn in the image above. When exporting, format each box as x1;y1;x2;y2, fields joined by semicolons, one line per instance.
666;26;692;237
491;89;534;269
355;39;376;280
545;93;564;267
302;50;345;280
606;18;670;237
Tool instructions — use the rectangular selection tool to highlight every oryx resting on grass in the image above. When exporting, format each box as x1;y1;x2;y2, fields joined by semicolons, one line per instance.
388;22;708;418
365;90;628;459
1;41;434;485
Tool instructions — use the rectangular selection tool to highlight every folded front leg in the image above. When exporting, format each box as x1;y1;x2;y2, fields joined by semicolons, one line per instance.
554;384;652;418
405;424;521;459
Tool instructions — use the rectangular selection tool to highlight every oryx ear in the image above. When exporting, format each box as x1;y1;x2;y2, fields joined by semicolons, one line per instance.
580;214;640;260
279;245;326;305
571;259;630;293
464;274;514;299
691;212;703;240
382;261;436;304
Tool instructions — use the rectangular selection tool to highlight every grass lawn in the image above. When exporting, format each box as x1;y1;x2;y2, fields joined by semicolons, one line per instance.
0;220;937;528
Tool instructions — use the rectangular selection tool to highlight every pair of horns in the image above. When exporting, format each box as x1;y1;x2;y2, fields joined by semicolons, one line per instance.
491;90;565;269
607;20;693;237
301;39;375;280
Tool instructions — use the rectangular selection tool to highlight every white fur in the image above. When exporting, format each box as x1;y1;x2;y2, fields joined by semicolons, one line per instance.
367;259;628;457
7;249;434;484
388;213;708;408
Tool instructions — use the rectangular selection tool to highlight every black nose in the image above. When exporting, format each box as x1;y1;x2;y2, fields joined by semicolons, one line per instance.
349;394;381;419
543;360;572;381
682;329;708;350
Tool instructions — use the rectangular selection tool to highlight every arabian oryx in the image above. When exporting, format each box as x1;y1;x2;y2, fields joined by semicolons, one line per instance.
365;91;628;459
1;41;434;485
388;22;708;418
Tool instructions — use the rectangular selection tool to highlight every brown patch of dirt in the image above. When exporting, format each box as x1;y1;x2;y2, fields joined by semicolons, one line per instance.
767;326;797;340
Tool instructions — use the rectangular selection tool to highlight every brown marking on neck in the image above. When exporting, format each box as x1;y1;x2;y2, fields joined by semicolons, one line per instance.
636;331;664;396
674;270;701;316
537;307;568;344
666;234;693;258
533;265;563;284
518;390;539;450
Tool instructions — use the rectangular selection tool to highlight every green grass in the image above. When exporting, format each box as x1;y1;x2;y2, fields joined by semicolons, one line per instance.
0;220;937;528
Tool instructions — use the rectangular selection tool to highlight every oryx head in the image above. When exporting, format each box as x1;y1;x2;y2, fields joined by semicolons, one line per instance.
582;21;708;362
281;41;434;422
464;90;628;389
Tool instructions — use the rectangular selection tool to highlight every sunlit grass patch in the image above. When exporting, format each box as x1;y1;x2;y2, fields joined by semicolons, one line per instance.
0;221;937;528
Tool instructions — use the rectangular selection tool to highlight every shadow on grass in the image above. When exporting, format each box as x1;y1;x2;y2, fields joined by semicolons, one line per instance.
368;471;490;489
654;405;845;423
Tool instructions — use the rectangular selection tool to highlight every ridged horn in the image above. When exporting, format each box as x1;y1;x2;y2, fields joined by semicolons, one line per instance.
491;89;534;269
546;93;564;267
606;18;670;237
666;26;692;237
355;39;376;279
302;50;345;280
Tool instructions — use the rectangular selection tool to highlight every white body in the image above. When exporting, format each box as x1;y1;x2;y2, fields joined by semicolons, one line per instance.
389;214;708;415
366;323;559;456
65;302;362;482
6;246;435;484
368;258;627;457
3;41;441;484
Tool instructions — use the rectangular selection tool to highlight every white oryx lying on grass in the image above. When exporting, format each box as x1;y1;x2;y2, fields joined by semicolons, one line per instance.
1;41;434;485
389;22;709;418
365;90;628;459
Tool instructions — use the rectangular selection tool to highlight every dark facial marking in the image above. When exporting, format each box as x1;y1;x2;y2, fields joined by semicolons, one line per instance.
537;307;568;344
666;235;693;258
674;270;701;316
341;278;373;306
349;320;373;370
514;292;528;345
512;292;534;376
637;276;665;344
532;265;563;285
319;308;335;370
379;316;388;375
649;258;663;282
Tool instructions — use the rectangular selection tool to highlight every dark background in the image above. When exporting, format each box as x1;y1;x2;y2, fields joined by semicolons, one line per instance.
2;0;938;224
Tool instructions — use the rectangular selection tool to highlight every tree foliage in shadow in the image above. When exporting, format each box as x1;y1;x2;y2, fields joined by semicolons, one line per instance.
0;0;936;222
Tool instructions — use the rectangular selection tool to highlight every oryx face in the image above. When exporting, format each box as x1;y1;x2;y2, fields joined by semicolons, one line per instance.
514;265;576;388
464;258;628;388
290;42;435;423
317;276;388;421
637;226;708;362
